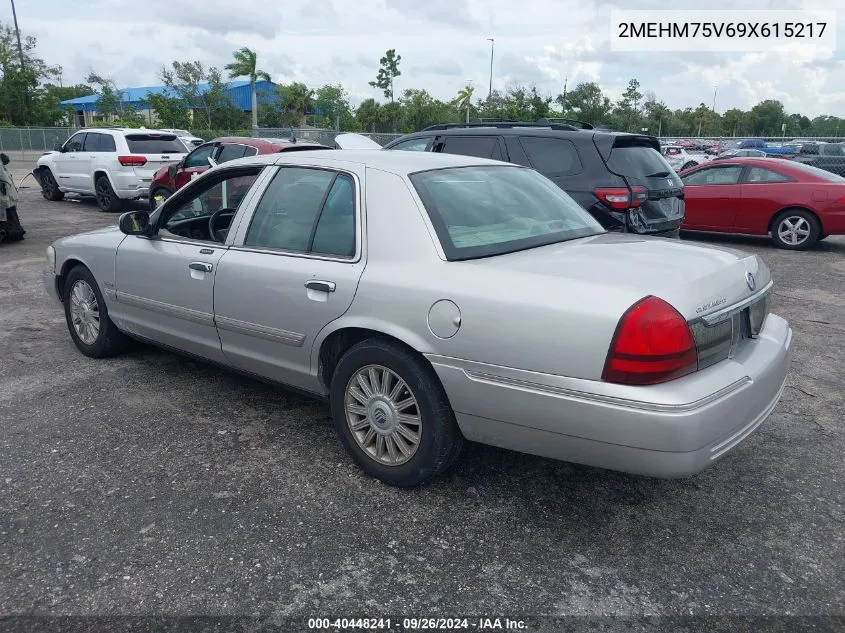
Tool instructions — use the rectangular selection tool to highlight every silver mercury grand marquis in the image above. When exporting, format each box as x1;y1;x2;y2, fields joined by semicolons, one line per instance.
44;149;792;487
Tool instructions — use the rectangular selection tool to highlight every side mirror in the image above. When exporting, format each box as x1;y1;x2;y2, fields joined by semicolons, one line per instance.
0;153;9;166
118;210;152;236
167;163;178;179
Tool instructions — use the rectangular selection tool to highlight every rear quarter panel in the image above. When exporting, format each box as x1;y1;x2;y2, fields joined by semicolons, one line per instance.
735;182;824;234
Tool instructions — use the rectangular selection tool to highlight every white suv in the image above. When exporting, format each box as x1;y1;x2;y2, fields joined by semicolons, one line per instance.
33;128;188;212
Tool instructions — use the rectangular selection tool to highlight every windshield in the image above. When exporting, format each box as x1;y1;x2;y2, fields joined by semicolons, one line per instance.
409;165;604;261
786;160;845;182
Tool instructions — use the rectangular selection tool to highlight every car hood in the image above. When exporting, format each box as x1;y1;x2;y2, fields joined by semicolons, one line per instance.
463;233;769;321
334;133;383;150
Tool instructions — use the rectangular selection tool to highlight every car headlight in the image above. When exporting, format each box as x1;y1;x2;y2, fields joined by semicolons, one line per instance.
46;245;56;271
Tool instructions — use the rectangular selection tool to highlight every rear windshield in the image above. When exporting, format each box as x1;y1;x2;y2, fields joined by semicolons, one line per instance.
409;165;604;261
786;161;845;182
124;134;185;154
606;146;674;178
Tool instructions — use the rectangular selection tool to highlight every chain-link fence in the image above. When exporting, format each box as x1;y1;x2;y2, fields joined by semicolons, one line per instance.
0;127;404;162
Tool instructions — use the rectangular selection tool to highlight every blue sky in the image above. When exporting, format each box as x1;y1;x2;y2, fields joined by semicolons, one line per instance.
7;0;845;117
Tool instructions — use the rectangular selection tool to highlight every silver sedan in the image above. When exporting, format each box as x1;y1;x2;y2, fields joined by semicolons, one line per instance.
44;150;792;486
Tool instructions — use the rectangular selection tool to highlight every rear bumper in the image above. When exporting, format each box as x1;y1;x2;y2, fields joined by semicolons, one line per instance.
111;172;150;199
427;314;792;478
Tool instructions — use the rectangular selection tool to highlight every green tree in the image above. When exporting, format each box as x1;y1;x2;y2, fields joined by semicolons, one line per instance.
369;49;401;103
145;92;192;128
225;47;271;129
30;83;94;126
749;99;786;136
279;82;315;126
563;82;612;125
0;22;60;125
614;78;642;131
314;84;356;130
355;98;388;133
160;61;246;130
722;108;746;137
86;73;123;118
401;89;455;132
456;84;474;122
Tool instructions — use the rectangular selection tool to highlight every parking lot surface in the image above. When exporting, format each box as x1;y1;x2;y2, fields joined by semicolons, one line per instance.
1;169;844;630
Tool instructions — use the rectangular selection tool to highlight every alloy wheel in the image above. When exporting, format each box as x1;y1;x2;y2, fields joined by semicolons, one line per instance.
69;280;100;345
777;216;811;246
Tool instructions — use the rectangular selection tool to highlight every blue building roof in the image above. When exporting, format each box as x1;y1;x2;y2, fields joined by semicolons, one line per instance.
61;80;276;112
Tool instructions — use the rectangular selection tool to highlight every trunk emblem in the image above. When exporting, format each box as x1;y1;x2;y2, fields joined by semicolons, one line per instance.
746;271;756;291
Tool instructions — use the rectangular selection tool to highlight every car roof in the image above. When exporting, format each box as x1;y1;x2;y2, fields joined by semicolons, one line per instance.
226;148;509;174
77;127;178;135
209;136;327;150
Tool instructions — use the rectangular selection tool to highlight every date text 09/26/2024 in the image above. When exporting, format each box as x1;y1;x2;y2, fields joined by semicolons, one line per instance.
307;617;528;630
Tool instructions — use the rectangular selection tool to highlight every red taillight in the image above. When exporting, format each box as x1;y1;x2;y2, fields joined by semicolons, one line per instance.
118;155;147;166
602;295;698;386
594;186;647;210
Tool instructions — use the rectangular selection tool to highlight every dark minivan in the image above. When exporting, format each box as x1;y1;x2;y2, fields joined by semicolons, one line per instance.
383;119;685;237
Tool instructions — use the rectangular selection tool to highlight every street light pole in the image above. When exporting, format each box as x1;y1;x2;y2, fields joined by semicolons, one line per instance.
487;38;495;99
712;84;718;112
10;0;26;70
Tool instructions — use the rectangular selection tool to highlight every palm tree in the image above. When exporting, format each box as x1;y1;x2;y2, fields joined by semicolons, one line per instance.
456;85;474;123
225;47;271;129
282;82;316;127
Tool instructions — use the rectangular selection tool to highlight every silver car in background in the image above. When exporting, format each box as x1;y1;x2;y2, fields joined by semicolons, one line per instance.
43;150;792;486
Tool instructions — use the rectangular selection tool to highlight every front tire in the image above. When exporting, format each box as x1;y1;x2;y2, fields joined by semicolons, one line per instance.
63;266;130;358
40;169;64;201
329;338;464;487
95;174;122;212
771;209;820;250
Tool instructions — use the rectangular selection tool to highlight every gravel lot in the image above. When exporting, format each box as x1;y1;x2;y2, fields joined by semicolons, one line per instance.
1;164;844;631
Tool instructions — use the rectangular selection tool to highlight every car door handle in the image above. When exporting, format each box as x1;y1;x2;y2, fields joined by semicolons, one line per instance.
189;261;213;273
304;280;336;293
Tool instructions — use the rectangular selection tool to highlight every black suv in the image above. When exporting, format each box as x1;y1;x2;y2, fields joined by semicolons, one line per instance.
383;119;684;237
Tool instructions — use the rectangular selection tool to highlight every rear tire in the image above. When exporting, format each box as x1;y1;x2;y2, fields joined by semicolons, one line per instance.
771;209;820;250
95;174;122;212
40;169;64;201
63;265;130;358
329;338;464;487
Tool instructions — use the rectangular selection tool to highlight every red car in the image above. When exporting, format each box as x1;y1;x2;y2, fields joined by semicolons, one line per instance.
149;136;329;208
679;157;845;250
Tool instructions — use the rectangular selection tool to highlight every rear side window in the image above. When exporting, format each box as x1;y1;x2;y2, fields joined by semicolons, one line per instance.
390;137;429;151
124;134;185;154
606;146;673;178
439;136;505;161
519;137;582;176
217;144;248;163
83;133;116;152
243;146;259;157
745;167;790;183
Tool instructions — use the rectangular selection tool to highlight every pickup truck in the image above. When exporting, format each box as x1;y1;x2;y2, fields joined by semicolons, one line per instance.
719;138;797;156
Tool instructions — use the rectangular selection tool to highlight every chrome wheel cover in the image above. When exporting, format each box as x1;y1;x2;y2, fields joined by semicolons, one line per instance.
69;280;100;345
777;216;811;246
344;364;422;466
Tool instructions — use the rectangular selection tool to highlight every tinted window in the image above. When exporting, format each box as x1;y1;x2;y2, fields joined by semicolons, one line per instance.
217;144;248;163
243;146;259;157
390;137;430;152
519;137;583;176
245;168;341;253
124;134;185;154
64;133;86;152
745;167;790;183
83;132;115;152
606;146;673;178
820;143;845;156
311;175;357;257
184;144;216;168
681;165;743;185
439;136;503;160
409;166;604;261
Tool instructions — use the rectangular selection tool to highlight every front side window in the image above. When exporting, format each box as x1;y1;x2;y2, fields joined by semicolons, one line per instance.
184;144;216;168
409;165;604;261
682;165;743;186
161;170;261;241
64;133;86;152
439;136;504;161
244;167;357;257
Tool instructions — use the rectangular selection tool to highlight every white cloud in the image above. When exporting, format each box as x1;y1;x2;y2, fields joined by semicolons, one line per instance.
7;0;845;116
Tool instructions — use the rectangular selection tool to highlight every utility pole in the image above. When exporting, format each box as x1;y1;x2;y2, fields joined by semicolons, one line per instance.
561;75;568;112
487;38;495;99
10;0;26;70
712;84;718;112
